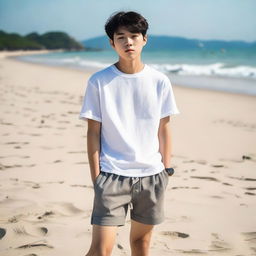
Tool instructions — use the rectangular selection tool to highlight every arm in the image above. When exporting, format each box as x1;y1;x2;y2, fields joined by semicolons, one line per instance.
158;116;172;168
87;119;101;183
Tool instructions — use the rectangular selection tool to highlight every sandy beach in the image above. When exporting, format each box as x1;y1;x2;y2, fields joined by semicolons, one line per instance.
0;50;256;256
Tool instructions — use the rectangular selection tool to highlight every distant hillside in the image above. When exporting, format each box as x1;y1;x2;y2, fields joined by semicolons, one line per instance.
0;30;85;51
82;35;256;51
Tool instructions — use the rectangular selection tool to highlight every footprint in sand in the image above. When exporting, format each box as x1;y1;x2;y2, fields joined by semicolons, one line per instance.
211;164;225;168
23;181;41;189
160;231;189;239
32;184;40;189
55;202;84;216
241;232;256;253
195;159;207;165
209;233;231;252
222;182;233;186
37;202;84;219
56;127;66;130
244;178;256;181
171;186;199;190
244;187;256;191
0;155;30;159
214;119;256;132
244;188;256;195
40;146;54;150
16;239;53;249
245;192;256;196
4;141;20;145
37;125;52;128
37;211;55;220
70;184;89;188
190;176;220;182
178;249;207;254
228;176;256;182
68;111;79;115
0;163;23;170
58;120;70;124
242;154;256;161
13;226;48;237
182;159;194;163
210;195;224;199
242;231;256;242
67;151;86;154
0;121;13;126
75;161;89;165
30;133;42;136
53;159;62;163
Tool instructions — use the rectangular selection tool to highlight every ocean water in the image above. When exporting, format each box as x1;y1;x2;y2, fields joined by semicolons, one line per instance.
16;49;256;96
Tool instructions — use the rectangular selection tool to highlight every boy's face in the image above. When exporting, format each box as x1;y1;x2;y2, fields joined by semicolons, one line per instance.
110;27;147;61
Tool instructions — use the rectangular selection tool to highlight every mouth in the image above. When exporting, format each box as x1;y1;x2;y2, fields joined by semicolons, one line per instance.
125;49;134;52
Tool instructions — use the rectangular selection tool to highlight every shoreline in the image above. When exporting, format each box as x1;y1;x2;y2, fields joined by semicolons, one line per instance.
3;49;256;98
0;49;66;59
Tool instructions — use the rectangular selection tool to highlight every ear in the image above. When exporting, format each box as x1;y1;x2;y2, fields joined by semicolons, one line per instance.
109;39;115;49
143;34;148;46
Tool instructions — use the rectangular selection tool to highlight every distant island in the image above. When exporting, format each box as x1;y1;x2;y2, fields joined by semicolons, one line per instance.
1;30;255;52
82;35;256;51
0;30;85;51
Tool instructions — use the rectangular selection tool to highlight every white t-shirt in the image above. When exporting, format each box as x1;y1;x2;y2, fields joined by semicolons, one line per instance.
79;64;180;177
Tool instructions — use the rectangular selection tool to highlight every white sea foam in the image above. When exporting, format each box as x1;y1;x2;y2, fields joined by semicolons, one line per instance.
61;58;256;79
149;63;256;79
19;55;256;80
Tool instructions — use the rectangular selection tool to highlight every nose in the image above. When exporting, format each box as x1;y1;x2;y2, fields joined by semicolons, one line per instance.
125;37;133;46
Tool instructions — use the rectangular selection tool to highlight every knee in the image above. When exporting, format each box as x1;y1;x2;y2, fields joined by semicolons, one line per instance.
131;237;150;251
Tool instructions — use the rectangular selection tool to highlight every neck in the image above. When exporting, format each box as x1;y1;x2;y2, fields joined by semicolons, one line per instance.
115;57;144;74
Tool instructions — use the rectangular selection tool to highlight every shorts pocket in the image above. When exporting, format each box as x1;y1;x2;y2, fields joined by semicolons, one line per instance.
162;169;169;188
93;172;103;187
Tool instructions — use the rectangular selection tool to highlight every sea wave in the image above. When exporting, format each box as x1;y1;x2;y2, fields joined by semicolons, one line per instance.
19;55;111;69
18;55;256;80
61;56;111;68
67;58;256;79
150;63;256;79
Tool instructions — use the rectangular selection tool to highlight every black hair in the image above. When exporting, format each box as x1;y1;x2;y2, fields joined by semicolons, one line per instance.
105;11;148;40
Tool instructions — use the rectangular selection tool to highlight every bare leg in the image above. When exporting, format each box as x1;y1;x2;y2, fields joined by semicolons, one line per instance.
85;225;118;256
130;220;154;256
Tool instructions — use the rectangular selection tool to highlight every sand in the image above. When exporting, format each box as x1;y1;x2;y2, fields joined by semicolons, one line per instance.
0;50;256;256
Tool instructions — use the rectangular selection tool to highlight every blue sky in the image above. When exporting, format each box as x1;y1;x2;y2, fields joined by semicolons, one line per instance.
0;0;255;42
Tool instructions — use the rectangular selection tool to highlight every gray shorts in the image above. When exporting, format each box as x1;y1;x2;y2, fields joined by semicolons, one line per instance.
91;169;169;226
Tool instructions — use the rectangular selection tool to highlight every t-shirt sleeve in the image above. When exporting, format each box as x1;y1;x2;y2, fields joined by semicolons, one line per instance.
160;77;180;118
79;79;102;122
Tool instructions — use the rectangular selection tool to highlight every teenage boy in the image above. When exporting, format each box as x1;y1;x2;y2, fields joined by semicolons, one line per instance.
79;11;180;256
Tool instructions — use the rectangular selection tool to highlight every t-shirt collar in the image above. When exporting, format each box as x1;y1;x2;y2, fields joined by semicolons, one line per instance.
111;63;148;77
